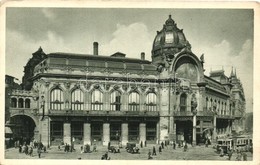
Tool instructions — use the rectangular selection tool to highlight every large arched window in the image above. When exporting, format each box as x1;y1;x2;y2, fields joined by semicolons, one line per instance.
11;98;17;108
71;89;84;110
25;99;30;108
50;88;64;110
128;92;140;111
146;93;157;111
110;91;121;111
180;93;187;112
18;98;24;108
91;90;103;110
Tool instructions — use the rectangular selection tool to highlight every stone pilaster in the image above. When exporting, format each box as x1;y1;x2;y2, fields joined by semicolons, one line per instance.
192;115;196;145
139;123;146;144
103;123;110;146
83;123;91;145
63;122;71;145
213;116;217;141
121;123;128;145
40;117;50;147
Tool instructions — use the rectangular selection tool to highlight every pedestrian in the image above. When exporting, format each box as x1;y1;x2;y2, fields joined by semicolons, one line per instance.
161;142;164;149
108;142;111;150
18;145;22;153
220;147;224;157
183;143;188;152
242;152;247;161
43;146;47;153
148;149;153;160
28;146;33;157
93;143;97;152
144;140;147;147
24;145;28;155
165;141;168;149
228;149;233;160
152;146;156;156
159;146;162;154
205;139;208;147
140;141;143;148
173;141;176;150
37;146;41;158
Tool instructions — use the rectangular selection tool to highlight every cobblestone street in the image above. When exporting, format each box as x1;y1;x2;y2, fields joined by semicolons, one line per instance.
5;144;253;161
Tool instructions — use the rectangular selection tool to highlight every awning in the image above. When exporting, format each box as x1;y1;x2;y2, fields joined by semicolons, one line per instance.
5;127;13;134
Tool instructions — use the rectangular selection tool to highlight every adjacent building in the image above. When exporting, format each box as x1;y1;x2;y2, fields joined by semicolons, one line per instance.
6;15;246;147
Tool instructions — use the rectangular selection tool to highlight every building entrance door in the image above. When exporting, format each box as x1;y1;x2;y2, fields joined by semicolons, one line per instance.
175;120;192;144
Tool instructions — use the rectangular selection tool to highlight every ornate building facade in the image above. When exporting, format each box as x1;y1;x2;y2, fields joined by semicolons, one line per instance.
6;15;246;147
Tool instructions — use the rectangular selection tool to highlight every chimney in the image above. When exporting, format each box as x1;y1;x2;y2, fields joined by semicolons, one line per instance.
93;42;98;55
141;52;145;60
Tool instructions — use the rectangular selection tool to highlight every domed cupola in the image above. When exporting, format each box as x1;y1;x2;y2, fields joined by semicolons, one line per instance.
152;15;191;65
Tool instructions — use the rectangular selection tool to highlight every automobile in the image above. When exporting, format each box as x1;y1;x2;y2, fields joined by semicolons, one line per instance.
126;142;140;154
108;145;120;153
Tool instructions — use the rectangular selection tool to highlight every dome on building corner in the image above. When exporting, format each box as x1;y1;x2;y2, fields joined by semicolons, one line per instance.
152;15;191;65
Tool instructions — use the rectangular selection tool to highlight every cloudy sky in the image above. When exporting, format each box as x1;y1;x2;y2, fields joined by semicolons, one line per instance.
5;8;253;112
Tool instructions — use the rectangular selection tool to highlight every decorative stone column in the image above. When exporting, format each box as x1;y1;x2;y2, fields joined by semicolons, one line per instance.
103;123;110;146
139;123;146;144
121;123;128;145
63;122;71;145
83;123;91;145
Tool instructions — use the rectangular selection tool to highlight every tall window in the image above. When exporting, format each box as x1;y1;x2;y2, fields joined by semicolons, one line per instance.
71;89;84;110
11;98;17;108
146;93;157;111
128;123;139;141
50;88;64;110
180;93;187;112
50;121;63;145
91;90;103;110
18;98;24;108
110;123;121;141
128;92;140;111
110;91;121;111
25;99;30;108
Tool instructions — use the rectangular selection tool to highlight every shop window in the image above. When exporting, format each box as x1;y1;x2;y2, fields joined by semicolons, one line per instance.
110;123;121;141
50;121;63;145
71;122;83;144
91;123;103;142
146;122;157;141
128;123;139;141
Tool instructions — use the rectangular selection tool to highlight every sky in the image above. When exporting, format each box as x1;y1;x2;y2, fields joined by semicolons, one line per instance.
5;8;253;112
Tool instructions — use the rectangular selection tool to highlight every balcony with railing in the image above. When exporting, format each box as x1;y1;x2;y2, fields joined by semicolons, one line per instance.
48;109;159;117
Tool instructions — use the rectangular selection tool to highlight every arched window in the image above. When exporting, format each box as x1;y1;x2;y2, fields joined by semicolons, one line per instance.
50;88;64;110
18;98;24;108
25;99;30;108
91;90;103;110
110;91;121;111
146;93;157;111
71;89;84;110
180;93;187;112
11;98;17;108
128;92;140;111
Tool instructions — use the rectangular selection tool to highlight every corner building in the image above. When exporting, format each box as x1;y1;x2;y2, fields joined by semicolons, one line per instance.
7;15;245;147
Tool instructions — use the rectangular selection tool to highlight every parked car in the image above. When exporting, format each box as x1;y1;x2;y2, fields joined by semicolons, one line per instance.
108;145;120;153
126;142;139;154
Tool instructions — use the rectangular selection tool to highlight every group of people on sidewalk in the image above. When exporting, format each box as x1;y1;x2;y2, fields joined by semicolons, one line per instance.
17;141;47;158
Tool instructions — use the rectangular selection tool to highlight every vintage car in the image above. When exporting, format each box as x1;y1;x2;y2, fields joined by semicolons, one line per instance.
108;145;120;153
126;142;140;154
